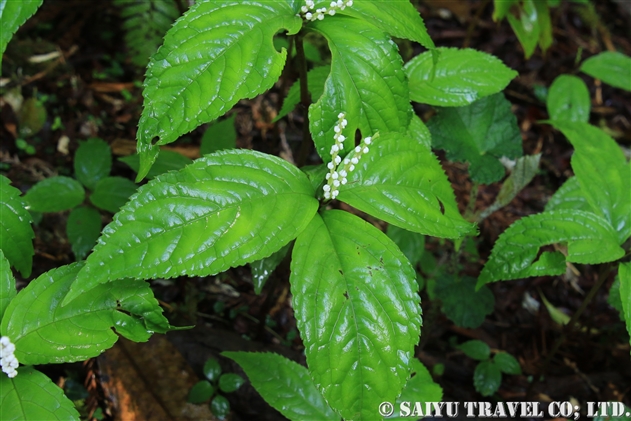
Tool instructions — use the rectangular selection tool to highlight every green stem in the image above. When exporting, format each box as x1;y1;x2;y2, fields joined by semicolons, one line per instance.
295;32;313;167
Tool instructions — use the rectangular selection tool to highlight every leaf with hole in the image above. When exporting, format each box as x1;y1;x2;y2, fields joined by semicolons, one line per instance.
136;0;301;179
0;176;34;277
428;93;522;184
339;132;474;239
66;149;318;304
478;210;625;286
89;176;137;213
24;176;85;213
66;206;102;261
291;210;421;420
308;15;410;160
405;47;517;107
74;138;112;190
0;367;79;421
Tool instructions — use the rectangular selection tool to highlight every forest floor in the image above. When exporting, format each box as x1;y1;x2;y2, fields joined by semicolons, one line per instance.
1;0;631;420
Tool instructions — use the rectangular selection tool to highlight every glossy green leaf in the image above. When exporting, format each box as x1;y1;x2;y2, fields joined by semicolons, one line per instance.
618;263;631;351
493;0;518;21
119;150;193;179
0;250;16;321
203;358;222;382
478;210;625;286
386;225;425;267
275;65;330;122
547;75;590;123
534;0;552;52
0;367;79;421
0;0;44;66
493;352;521;375
477;154;541;221
308;15;410;160
224;352;337;421
66;206;101;261
608;277;622;314
435;274;495;329
389;360;443;420
339;132;474;239
210;395;230;419
201;115;237;155
136;0;302;179
2;263;171;364
507;0;540;59
473;360;502;397
74;138;112;190
302;164;328;193
407;114;432;150
428;93;522;184
23;176;85;213
66;149;318;304
458;340;491;361
187;381;214;404
115;0;180;67
17;97;47;138
552;121;630;243
89;176;137;213
405;47;517;107
0;176;34;277
580;51;631;91
250;243;290;294
291;211;421;421
545;177;591;212
338;0;434;49
218;373;245;393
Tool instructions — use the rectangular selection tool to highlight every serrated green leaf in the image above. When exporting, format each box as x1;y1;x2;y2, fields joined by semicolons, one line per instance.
507;0;540;59
493;0;518;21
405;47;517;107
187;380;214;404
428;93;522;184
210;395;230;419
275;65;330;123
137;0;302;179
547;75;590;123
477;154;541;221
23;176;85;213
552;121;630;244
218;373;245;393
618;262;631;352
203;358;222;382
478;210;624;286
2;263;171;364
0;250;16;321
119;150;193;179
0;367;80;421
291;211;421;421
201;115;237;155
545;177;591;212
250;243;290;294
436;274;494;329
0;0;44;66
66;206;101;261
0;176;34;277
458;340;491;361
493;352;521;375
389;360;443;420
337;0;434;49
407;114;432;150
580;51;631;91
473;360;502;396
223;352;337;421
89;176;137;213
74;138;112;190
308;15;410;160
386;225;425;267
339;132;474;239
66;149;318;304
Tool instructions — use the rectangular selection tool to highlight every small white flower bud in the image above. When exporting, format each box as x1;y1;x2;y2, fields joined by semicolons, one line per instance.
364;137;372;144
341;119;347;128
332;190;339;198
351;157;359;164
301;5;308;13
363;147;369;153
329;9;335;15
347;0;353;6
323;184;331;192
341;178;347;185
355;146;361;153
343;158;350;165
332;172;339;179
331;144;339;153
324;191;331;199
337;135;346;143
327;162;335;169
317;13;324;19
337;0;343;7
325;173;331;179
334;156;342;164
338;112;345;119
334;126;341;133
333;180;340;187
305;12;312;19
349;164;355;172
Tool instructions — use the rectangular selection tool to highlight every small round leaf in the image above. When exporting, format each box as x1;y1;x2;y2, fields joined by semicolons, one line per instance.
203;358;222;382
473;360;502;397
457;340;490;361
210;395;230;419
493;352;522;375
218;373;244;393
187;381;214;404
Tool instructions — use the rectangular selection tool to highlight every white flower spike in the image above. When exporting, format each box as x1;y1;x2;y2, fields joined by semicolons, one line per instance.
299;0;353;21
1;336;18;378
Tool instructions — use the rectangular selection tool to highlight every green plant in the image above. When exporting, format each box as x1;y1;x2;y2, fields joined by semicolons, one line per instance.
187;357;244;419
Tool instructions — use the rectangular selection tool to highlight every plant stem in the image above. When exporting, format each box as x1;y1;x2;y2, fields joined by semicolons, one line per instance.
525;262;613;398
295;32;313;167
